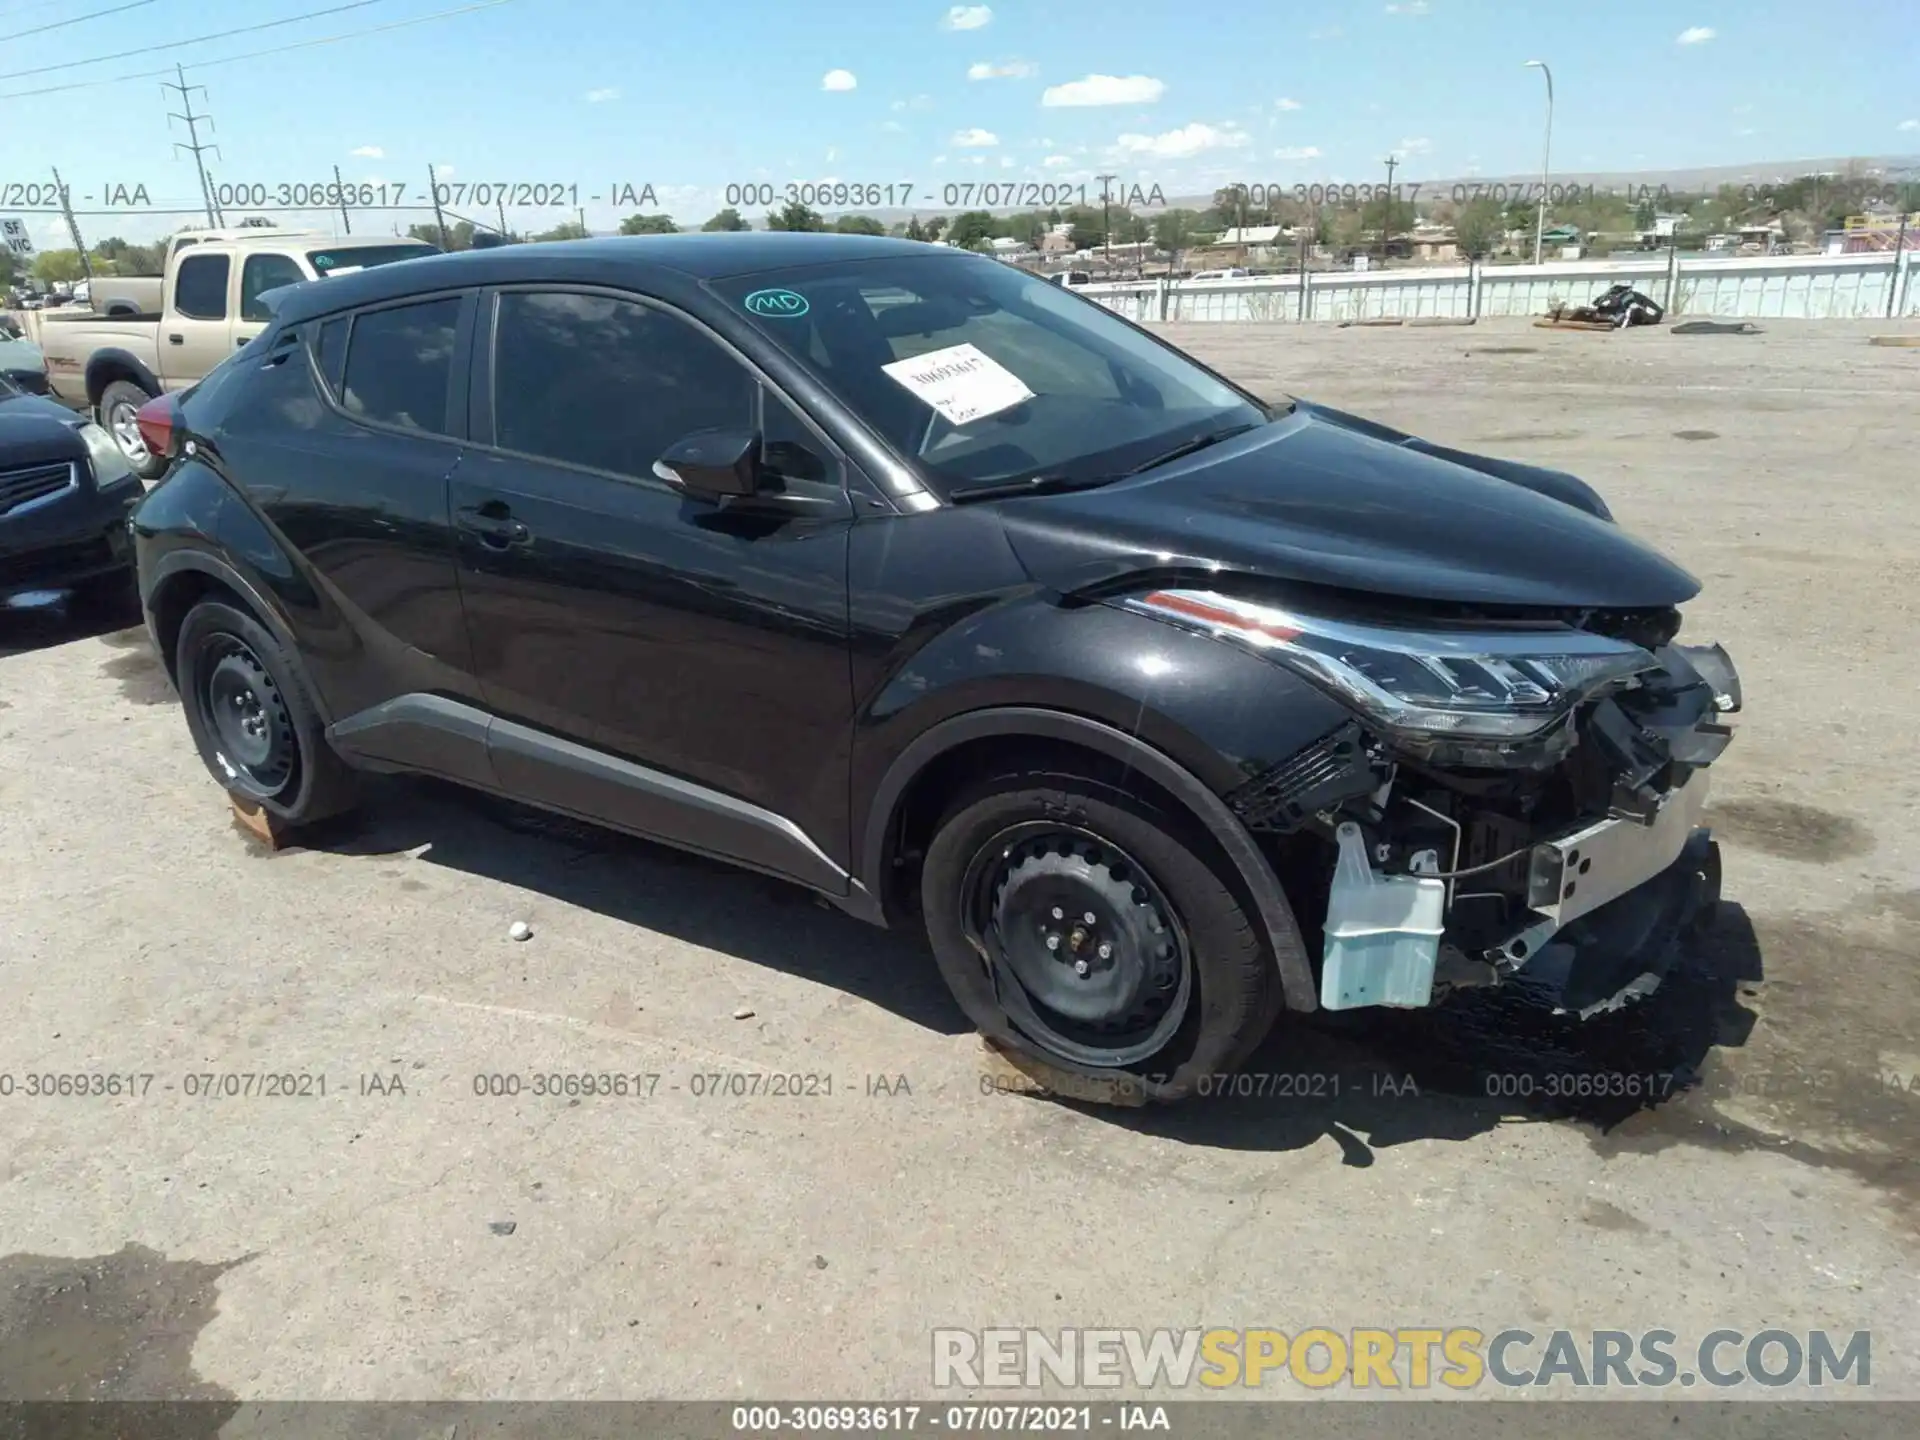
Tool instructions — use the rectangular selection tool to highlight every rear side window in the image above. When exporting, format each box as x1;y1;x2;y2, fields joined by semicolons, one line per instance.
240;253;307;322
312;316;348;395
339;297;462;436
174;254;230;320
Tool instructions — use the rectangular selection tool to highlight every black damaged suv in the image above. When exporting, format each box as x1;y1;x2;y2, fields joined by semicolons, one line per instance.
130;234;1741;1101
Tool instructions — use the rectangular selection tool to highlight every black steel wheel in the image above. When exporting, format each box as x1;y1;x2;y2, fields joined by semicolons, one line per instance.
191;632;296;799
961;823;1193;1069
921;770;1285;1101
173;598;358;824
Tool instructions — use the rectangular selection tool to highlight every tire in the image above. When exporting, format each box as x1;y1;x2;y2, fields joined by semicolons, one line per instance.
97;379;167;482
173;598;358;825
921;770;1282;1103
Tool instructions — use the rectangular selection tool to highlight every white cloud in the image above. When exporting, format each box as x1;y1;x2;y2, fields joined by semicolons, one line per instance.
1735;127;1756;137
350;145;384;158
943;5;991;29
1272;145;1323;161
585;87;619;103
1676;26;1715;44
951;127;999;147
1385;1;1429;13
1042;154;1071;167
881;119;905;132
433;163;456;177
1275;97;1302;111
891;93;935;111
932;154;948;165
822;68;857;91
1115;122;1248;158
1394;136;1432;156
1000;156;1015;168
826;147;838;162
967;59;1037;80
1899;119;1919;132
1042;74;1165;107
1309;24;1343;38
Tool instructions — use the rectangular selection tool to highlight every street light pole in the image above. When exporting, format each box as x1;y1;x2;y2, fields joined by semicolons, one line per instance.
1525;59;1554;266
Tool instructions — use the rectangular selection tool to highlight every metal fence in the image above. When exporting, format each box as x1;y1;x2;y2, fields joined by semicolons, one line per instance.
1075;251;1920;325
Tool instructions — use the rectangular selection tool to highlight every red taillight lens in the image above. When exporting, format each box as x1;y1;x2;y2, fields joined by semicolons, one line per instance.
134;395;176;459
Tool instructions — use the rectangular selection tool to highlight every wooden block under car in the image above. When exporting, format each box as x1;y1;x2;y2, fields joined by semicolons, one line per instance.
978;1036;1147;1108
228;794;296;851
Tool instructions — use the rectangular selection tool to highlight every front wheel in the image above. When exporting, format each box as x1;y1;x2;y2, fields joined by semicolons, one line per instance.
921;773;1283;1102
97;379;167;482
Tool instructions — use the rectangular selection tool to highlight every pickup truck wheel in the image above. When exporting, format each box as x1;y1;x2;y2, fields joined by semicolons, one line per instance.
922;773;1279;1103
98;380;167;481
174;599;358;825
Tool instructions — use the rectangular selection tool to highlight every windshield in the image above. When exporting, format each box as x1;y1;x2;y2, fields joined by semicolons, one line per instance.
306;244;436;275
708;254;1265;496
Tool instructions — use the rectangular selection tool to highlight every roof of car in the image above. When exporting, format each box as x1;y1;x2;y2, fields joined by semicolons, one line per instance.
271;232;964;324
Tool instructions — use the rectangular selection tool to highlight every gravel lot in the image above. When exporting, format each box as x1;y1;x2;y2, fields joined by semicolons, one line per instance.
2;317;1916;1413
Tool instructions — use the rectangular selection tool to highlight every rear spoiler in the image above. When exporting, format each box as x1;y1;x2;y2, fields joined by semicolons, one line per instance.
252;282;310;319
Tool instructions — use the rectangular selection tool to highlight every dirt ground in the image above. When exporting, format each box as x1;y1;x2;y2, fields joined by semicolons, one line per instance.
1;316;1916;1415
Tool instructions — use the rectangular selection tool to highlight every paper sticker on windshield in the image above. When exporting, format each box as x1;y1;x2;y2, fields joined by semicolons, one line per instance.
744;288;809;318
881;343;1034;427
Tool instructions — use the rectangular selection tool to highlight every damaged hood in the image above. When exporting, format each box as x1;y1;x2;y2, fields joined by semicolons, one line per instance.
996;400;1701;609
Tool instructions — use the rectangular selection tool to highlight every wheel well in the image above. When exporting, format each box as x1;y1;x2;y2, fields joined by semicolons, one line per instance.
149;570;250;682
87;362;150;408
879;733;1204;925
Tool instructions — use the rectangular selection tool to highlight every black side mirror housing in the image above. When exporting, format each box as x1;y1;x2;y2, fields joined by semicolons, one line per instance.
655;429;764;498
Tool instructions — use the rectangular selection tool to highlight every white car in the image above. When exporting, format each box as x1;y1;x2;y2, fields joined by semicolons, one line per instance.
1188;268;1251;283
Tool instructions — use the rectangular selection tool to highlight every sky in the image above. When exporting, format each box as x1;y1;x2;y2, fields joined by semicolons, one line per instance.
0;0;1915;247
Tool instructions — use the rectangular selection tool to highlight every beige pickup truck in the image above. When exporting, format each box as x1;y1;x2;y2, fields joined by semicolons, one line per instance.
39;230;436;476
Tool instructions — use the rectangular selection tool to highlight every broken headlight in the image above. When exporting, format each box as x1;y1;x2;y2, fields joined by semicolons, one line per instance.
1120;589;1660;739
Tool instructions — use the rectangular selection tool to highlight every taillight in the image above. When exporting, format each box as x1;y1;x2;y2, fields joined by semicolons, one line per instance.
134;395;177;459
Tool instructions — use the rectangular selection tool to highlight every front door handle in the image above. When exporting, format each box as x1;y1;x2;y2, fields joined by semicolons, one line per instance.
456;502;532;549
167;334;184;345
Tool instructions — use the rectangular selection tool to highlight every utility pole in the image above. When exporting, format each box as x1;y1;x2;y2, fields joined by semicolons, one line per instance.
49;167;91;282
1095;174;1118;271
426;163;450;249
1380;154;1399;266
332;164;352;235
163;64;222;228
1524;59;1555;265
577;204;588;238
497;194;510;242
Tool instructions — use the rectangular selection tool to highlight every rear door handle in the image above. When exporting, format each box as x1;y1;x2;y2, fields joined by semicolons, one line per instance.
456;502;531;548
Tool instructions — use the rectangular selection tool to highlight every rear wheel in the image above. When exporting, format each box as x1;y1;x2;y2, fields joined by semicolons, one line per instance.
97;379;167;482
921;771;1282;1102
174;599;357;825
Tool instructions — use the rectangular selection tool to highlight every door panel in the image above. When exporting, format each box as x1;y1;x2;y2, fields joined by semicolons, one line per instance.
213;292;481;726
164;250;237;387
452;286;857;873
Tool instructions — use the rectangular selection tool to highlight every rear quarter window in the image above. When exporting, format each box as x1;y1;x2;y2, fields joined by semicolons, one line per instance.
338;297;464;436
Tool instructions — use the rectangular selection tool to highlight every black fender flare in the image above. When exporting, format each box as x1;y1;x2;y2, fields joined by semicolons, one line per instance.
84;348;162;407
861;706;1319;1013
142;549;328;725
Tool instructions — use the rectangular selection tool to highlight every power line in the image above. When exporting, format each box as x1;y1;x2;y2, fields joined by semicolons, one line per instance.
0;0;510;98
0;0;154;44
0;0;392;81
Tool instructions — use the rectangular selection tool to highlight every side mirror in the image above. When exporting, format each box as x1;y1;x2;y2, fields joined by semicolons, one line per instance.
654;429;764;498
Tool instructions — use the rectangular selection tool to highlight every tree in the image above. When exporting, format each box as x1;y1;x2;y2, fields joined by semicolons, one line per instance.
1151;208;1198;255
531;221;590;242
1452;197;1504;259
832;213;886;235
903;216;927;241
619;213;679;235
1360;194;1415;241
765;200;824;232
1633;198;1657;231
406;220;475;250
923;214;948;241
32;249;85;284
700;208;751;232
946;210;996;249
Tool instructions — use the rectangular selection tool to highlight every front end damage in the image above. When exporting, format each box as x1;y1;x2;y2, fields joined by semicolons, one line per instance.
1131;592;1742;1017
